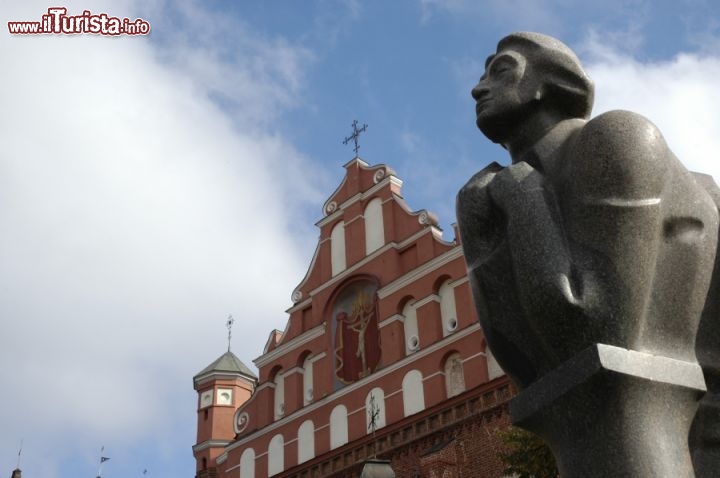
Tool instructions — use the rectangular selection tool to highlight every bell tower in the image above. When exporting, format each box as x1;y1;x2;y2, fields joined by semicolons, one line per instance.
193;350;256;478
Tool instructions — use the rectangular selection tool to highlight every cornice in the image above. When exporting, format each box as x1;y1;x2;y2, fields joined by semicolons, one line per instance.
378;313;404;329
223;322;481;456
450;276;469;287
194;371;257;389
254;324;326;369
316;175;401;229
377;246;463;299
300;227;435;303
413;294;440;309
192;439;232;453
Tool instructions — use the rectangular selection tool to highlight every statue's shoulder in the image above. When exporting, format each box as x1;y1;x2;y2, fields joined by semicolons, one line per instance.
565;110;671;200
457;161;504;207
577;110;668;158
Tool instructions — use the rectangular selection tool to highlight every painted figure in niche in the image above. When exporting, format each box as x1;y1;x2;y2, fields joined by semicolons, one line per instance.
333;281;381;384
445;354;466;397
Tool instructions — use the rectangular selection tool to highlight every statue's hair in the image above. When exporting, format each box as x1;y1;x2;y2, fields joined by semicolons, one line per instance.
492;32;594;119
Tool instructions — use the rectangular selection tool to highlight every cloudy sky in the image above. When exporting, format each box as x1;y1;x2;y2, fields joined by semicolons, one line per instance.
2;1;720;477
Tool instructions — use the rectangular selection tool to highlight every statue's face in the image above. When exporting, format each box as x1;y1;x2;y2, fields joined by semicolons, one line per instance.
472;49;536;142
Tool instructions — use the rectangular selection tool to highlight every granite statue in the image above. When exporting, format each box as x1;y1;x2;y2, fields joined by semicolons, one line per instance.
456;32;720;477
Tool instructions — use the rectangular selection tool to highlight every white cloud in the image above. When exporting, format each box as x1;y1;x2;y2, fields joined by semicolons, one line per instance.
580;25;646;57
0;1;321;476
583;38;720;180
148;1;315;129
401;129;421;153
419;0;563;31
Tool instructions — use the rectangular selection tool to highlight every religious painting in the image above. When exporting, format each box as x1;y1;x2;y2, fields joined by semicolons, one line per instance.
331;279;381;387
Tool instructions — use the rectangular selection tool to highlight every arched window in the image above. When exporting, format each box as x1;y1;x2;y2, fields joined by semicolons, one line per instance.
444;352;466;397
364;198;385;254
330;404;349;449
402;369;425;416
303;355;314;405
273;369;285;420
365;387;386;432
439;280;458;336
268;434;284;476
331;221;346;276
297;420;315;464
240;448;255;478
403;301;419;354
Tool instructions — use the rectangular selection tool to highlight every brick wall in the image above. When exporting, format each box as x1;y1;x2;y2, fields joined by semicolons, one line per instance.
277;378;515;478
196;467;218;478
389;408;510;478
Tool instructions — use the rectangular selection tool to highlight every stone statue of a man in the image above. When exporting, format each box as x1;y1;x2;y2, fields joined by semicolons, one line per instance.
456;32;720;477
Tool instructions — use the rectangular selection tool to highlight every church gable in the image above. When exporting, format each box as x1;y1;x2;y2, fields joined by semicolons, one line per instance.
195;157;516;478
321;158;398;215
246;161;466;383
285;160;450;338
230;161;460;401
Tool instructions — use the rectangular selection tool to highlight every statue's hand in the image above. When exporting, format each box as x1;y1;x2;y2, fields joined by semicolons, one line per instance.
487;161;543;214
457;162;503;221
456;162;505;263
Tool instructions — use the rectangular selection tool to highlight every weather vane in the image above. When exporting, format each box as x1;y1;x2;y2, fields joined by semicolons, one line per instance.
226;315;234;352
343;119;368;156
367;393;380;458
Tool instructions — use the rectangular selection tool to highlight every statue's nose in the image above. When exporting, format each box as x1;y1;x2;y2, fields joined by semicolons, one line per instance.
471;81;488;101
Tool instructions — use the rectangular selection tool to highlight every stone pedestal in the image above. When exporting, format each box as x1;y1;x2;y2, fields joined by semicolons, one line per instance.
510;344;706;478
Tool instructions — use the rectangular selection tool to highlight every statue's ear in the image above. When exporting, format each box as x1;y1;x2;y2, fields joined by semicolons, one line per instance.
544;81;594;119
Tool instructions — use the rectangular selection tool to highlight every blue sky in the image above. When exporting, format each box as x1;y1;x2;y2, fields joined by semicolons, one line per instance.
2;1;720;477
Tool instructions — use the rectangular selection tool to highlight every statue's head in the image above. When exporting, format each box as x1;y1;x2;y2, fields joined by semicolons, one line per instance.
472;32;594;143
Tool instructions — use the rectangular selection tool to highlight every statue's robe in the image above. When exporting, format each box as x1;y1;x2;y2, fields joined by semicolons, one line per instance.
457;110;719;389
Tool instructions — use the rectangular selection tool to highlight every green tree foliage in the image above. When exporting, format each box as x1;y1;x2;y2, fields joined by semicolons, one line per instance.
497;426;559;478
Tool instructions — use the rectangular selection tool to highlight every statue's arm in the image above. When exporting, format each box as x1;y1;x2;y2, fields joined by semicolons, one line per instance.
486;162;579;312
487;111;671;342
456;161;504;265
565;111;670;318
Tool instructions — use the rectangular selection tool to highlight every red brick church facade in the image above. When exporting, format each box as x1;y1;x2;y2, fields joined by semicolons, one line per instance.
193;159;513;478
